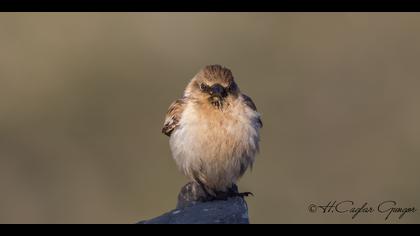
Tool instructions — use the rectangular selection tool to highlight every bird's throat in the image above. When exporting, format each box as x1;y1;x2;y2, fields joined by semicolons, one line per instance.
209;97;224;110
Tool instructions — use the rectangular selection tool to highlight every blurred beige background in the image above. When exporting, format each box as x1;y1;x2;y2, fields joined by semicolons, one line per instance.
0;13;419;224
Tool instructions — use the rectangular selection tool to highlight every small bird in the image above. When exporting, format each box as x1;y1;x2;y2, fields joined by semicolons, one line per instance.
162;65;262;200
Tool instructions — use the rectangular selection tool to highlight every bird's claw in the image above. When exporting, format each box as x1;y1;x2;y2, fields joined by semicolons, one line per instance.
238;192;254;197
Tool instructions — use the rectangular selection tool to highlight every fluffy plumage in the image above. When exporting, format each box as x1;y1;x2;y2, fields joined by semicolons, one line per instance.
162;65;262;194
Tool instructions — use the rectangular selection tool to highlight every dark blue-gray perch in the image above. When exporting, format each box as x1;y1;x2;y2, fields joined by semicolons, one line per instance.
138;182;250;224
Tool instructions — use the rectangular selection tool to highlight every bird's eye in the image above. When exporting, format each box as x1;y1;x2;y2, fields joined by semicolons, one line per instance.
200;83;210;92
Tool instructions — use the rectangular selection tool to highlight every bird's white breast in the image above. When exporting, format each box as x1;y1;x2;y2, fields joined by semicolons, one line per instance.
169;97;260;191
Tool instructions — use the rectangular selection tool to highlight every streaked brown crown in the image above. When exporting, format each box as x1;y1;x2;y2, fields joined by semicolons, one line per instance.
195;65;234;86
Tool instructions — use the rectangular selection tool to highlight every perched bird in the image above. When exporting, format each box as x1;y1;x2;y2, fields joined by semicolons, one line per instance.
162;65;262;200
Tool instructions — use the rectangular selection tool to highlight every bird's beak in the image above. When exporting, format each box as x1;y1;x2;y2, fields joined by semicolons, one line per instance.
209;84;227;109
209;84;227;99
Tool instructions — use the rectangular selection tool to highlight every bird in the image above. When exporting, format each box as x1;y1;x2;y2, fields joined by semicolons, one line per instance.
162;65;262;200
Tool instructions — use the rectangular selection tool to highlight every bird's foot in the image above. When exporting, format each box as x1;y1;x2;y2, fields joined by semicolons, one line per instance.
177;182;254;208
237;192;254;198
177;182;222;208
226;191;254;199
221;186;254;199
210;191;232;201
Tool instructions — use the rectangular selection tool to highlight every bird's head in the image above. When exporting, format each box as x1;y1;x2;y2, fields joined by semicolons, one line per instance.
185;65;240;109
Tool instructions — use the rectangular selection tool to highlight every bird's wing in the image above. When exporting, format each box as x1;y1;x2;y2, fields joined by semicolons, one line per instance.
162;98;187;137
242;94;263;128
